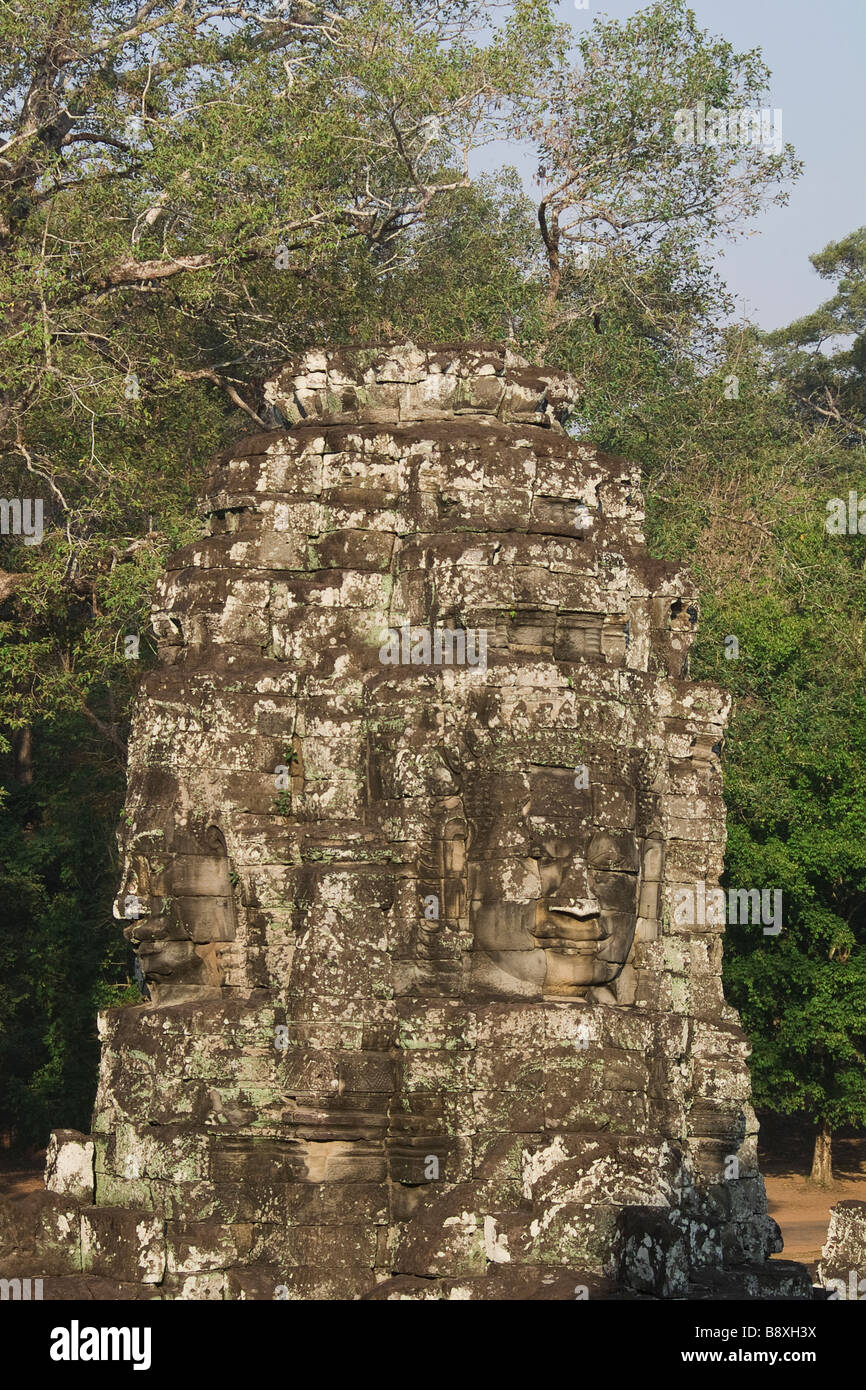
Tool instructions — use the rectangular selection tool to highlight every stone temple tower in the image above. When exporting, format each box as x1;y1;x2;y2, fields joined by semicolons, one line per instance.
0;343;812;1299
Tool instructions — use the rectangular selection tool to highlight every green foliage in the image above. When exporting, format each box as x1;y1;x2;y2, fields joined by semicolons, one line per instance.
634;332;866;1139
528;0;801;349
0;715;137;1146
764;226;866;441
0;387;221;734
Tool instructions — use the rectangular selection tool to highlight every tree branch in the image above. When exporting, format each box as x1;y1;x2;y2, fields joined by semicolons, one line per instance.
178;368;267;426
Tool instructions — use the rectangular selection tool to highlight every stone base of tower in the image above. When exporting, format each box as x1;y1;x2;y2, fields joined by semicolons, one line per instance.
0;992;815;1301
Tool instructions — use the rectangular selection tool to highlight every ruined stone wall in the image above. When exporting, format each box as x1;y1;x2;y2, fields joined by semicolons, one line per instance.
0;344;812;1299
818;1201;866;1299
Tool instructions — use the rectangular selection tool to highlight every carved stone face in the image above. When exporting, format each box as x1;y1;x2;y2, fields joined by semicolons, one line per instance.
121;826;236;1003
531;830;638;995
357;676;654;1007
452;738;646;1004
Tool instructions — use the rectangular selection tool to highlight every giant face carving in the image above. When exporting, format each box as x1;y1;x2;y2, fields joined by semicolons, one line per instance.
100;347;746;1297
120;824;237;1003
375;690;659;1008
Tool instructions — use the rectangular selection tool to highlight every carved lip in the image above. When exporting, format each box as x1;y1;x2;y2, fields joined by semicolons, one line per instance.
533;904;602;947
134;937;185;961
538;941;598;956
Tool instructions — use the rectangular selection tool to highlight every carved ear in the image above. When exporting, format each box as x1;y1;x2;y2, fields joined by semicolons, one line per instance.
204;825;228;855
439;745;464;779
462;725;487;760
641;833;665;883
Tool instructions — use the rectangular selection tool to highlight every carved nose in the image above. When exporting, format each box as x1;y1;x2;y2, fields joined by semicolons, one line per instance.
119;890;166;944
548;862;599;918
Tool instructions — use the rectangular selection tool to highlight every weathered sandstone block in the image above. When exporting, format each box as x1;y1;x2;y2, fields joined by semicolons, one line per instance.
818;1200;866;1299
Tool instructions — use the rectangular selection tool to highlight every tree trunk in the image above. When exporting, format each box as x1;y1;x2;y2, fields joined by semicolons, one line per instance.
538;201;561;318
12;726;33;786
809;1121;833;1186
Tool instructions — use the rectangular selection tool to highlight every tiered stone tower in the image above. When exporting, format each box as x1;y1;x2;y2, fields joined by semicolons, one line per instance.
0;344;812;1299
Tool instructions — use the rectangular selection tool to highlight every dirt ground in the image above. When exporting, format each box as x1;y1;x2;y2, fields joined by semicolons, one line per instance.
0;1154;44;1202
3;1123;864;1281
760;1121;866;1277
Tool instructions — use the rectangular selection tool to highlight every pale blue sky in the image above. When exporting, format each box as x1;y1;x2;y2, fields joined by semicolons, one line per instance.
475;0;864;332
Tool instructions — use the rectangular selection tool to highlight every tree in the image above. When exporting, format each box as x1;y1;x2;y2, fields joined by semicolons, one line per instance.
524;0;800;355
0;0;560;739
0;0;563;1146
0;712;136;1146
643;322;866;1188
765;226;866;442
372;168;547;347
